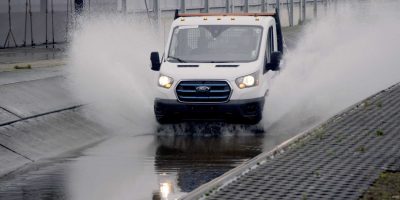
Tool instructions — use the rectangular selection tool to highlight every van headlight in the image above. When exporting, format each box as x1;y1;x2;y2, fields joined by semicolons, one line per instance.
235;71;259;89
158;75;174;89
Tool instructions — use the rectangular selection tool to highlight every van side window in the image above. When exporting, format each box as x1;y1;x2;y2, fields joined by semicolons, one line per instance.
264;26;274;73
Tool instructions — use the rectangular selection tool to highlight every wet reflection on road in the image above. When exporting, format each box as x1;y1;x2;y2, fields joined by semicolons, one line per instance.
153;131;264;199
0;122;300;200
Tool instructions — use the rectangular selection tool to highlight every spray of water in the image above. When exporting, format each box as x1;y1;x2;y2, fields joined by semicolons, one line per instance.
264;0;400;133
67;1;400;136
66;14;263;135
67;14;160;134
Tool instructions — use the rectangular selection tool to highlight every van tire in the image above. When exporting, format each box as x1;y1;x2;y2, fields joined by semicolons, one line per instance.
243;112;262;125
156;115;179;124
156;116;169;124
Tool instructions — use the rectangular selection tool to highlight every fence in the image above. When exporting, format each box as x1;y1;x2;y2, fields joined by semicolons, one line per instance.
0;0;334;49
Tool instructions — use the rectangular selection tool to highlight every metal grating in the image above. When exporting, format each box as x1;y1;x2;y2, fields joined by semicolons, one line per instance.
176;81;231;103
204;84;400;200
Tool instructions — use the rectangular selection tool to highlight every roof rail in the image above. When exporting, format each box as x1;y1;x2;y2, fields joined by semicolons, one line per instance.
174;12;276;19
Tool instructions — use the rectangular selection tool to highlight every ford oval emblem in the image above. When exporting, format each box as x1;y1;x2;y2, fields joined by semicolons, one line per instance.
196;86;210;93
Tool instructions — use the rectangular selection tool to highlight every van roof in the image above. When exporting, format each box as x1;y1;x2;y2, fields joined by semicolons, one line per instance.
173;12;277;26
173;15;275;26
176;12;276;18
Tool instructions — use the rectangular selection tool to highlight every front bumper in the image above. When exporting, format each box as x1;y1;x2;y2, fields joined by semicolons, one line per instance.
154;97;265;123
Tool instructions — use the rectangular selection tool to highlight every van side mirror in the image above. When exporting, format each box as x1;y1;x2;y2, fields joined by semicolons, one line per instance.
150;52;161;71
268;51;282;71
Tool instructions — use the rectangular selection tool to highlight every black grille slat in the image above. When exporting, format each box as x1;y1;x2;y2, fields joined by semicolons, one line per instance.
176;81;231;102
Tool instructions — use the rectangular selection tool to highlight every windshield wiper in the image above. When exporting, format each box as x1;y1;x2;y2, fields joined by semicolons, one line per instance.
209;61;236;63
167;56;187;63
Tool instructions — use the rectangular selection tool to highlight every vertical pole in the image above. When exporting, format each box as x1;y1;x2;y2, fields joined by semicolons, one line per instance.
75;0;84;15
45;0;48;48
51;0;54;48
29;0;34;46
261;0;265;12
302;0;306;23
121;0;127;13
244;0;249;13
24;0;28;47
226;0;230;13
66;0;69;41
203;0;209;13
157;0;161;25
70;0;73;15
4;0;18;48
153;0;158;21
144;0;151;24
70;0;75;31
153;0;160;30
180;0;186;13
289;0;293;26
275;0;280;12
314;0;317;18
4;0;10;47
298;0;301;24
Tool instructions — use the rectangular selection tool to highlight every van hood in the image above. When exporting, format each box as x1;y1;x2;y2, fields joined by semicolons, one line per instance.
159;62;261;81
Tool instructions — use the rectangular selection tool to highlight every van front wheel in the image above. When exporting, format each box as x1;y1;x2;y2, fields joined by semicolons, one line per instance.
242;111;262;125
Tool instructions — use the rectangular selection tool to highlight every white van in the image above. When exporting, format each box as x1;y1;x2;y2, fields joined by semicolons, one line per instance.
150;10;283;124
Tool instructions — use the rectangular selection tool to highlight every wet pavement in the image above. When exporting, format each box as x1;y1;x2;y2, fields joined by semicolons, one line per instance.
0;123;302;200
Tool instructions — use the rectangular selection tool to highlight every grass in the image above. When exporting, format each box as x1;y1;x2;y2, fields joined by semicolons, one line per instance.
302;193;308;200
313;170;321;178
313;127;326;141
355;145;367;153
376;130;384;136
361;172;400;200
363;100;371;110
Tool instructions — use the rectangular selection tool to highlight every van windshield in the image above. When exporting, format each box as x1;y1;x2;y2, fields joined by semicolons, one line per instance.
167;25;263;63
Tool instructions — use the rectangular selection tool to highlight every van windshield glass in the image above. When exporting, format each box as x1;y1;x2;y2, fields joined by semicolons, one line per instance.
168;25;263;63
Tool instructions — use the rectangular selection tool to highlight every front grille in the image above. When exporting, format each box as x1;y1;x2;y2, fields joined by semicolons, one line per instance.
176;81;231;103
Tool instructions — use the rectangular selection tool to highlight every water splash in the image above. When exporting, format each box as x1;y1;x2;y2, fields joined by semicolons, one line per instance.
67;1;400;136
67;14;160;134
264;0;400;133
